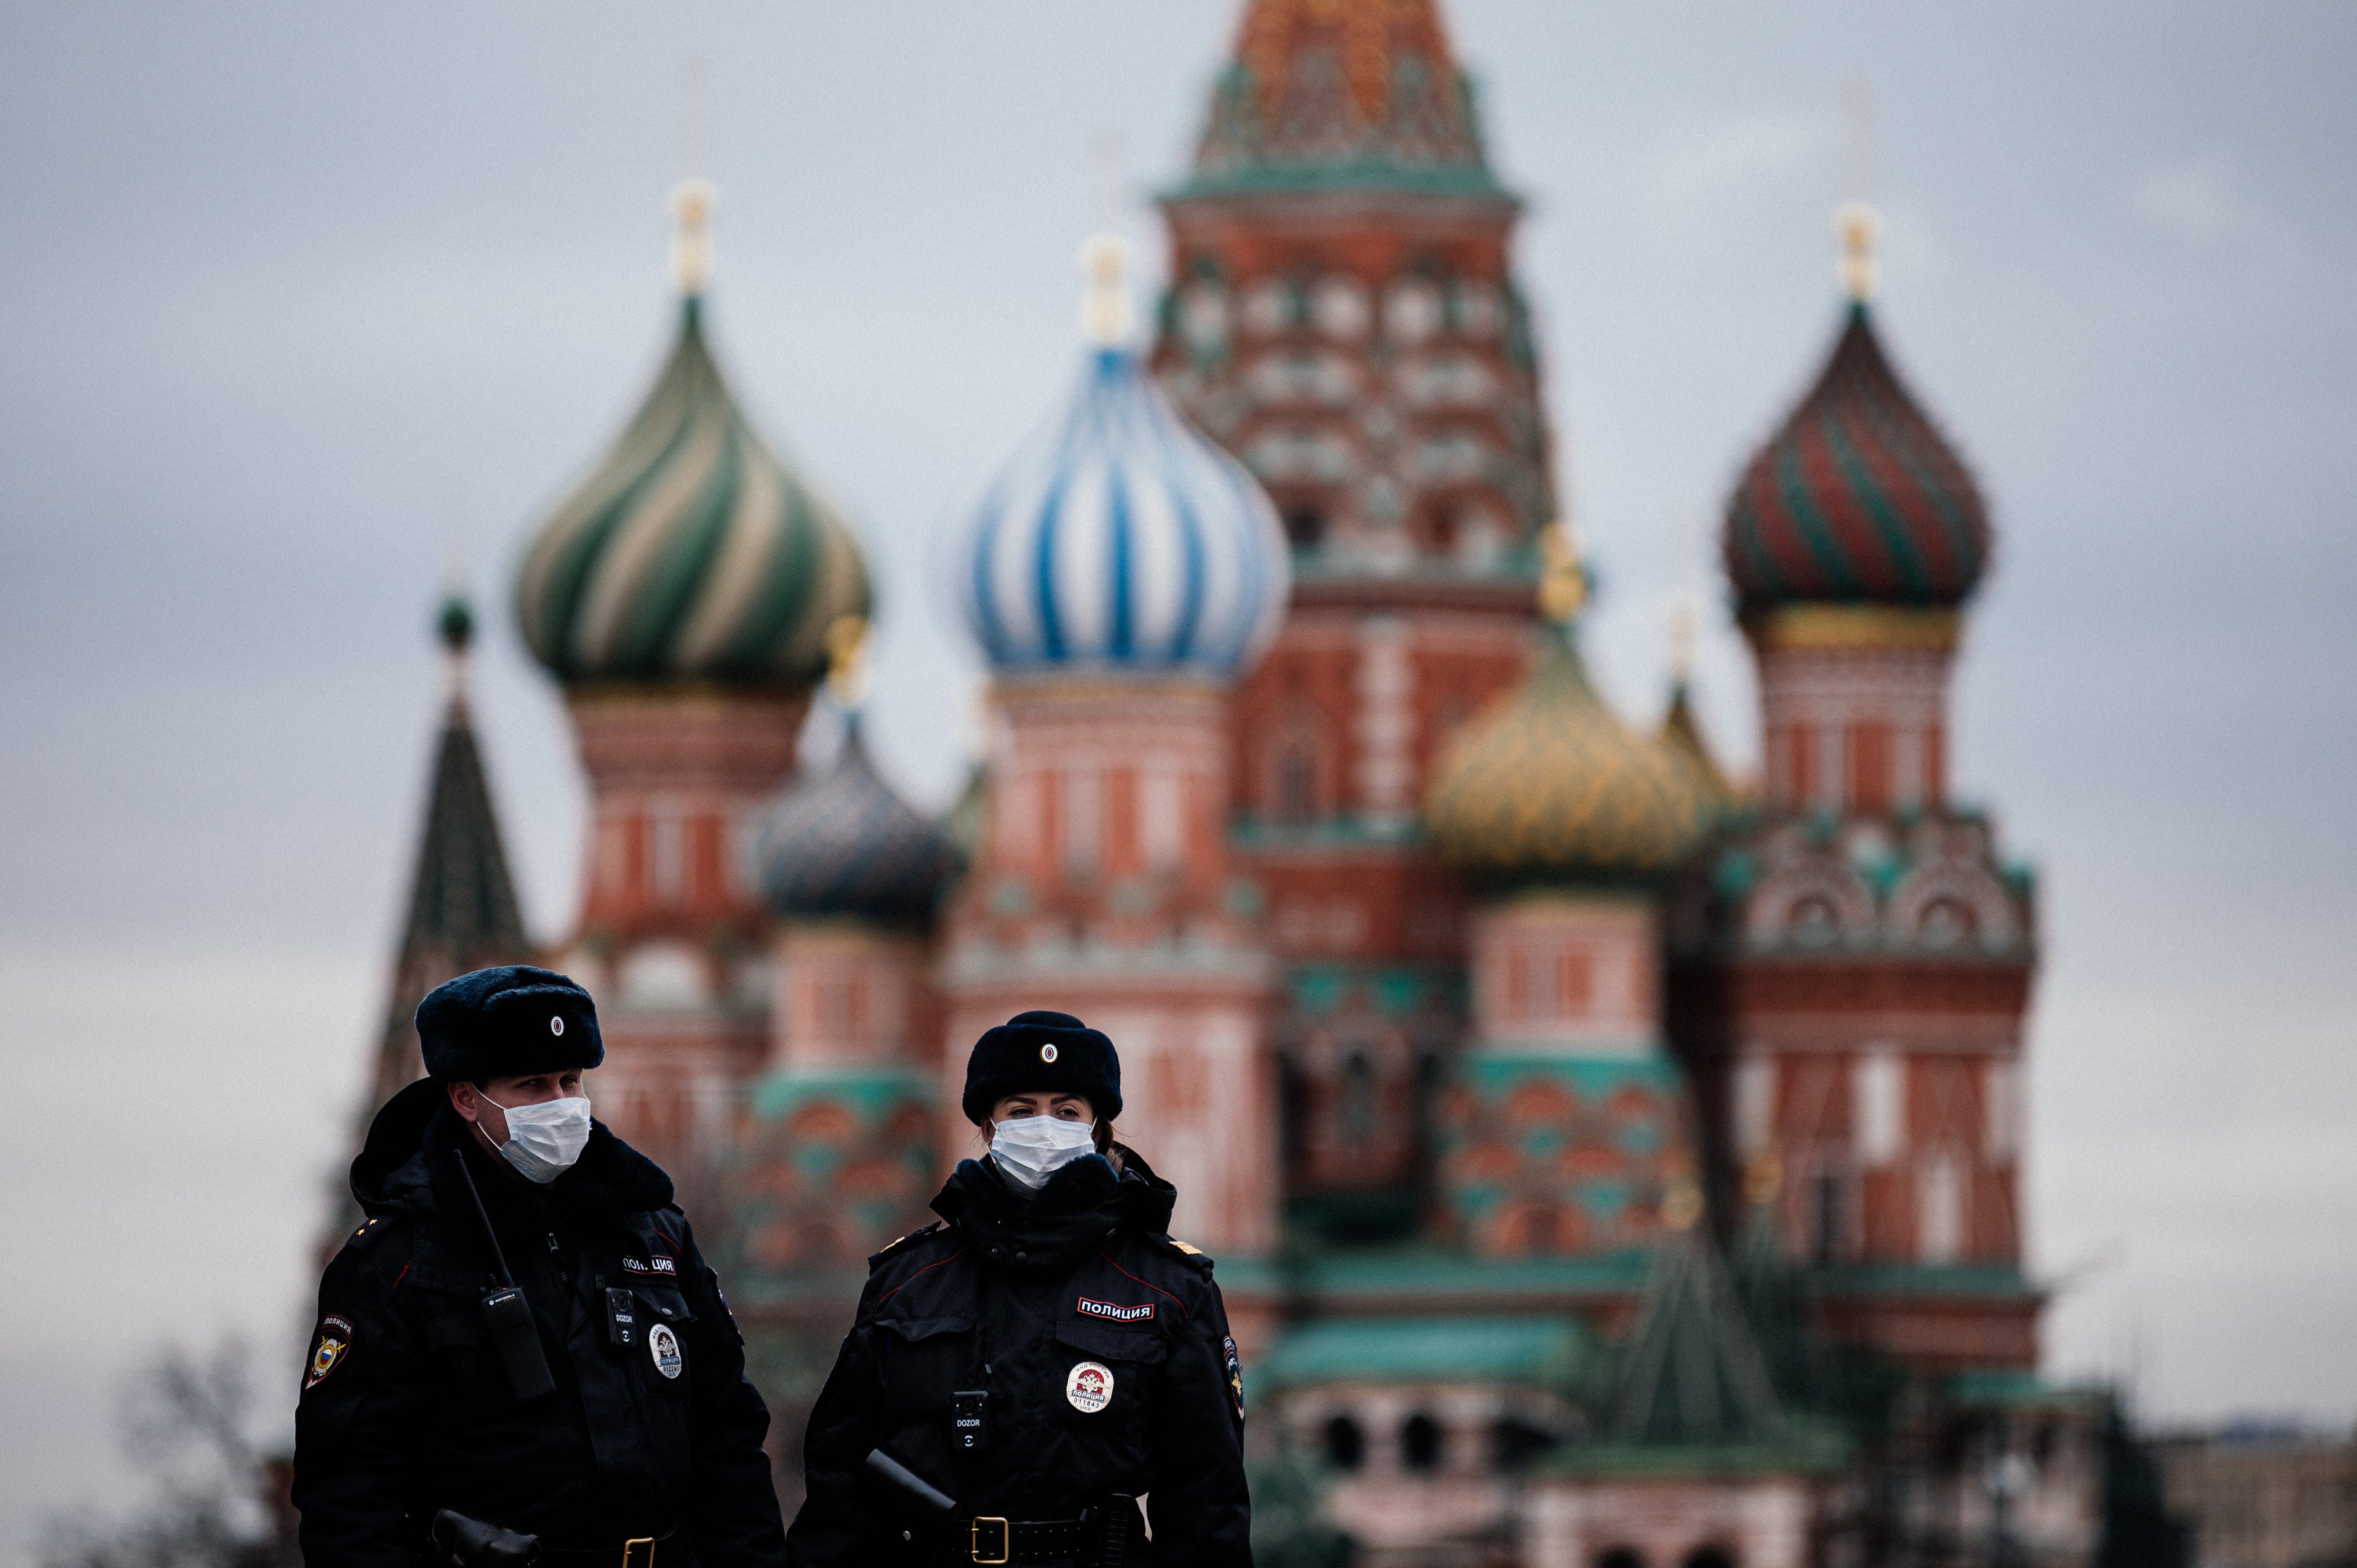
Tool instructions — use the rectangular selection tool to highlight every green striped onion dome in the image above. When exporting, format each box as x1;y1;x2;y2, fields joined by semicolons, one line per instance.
1427;627;1716;883
516;298;869;688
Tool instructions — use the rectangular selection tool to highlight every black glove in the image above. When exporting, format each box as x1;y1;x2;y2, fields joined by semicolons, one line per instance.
430;1509;542;1568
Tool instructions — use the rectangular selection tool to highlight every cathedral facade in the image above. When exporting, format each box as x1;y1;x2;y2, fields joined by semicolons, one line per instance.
366;4;2097;1564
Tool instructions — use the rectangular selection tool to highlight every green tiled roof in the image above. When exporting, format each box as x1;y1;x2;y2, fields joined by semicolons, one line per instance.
1946;1369;2105;1412
1804;1262;2041;1300
748;1065;934;1122
1291;1243;1652;1300
1262;1314;1602;1391
1538;1414;1853;1479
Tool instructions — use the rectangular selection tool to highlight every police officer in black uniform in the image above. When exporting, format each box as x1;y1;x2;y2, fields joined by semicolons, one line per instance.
293;966;789;1568
785;1011;1252;1568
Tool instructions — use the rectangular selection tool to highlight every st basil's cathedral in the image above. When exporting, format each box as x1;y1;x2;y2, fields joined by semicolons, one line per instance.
359;2;2102;1563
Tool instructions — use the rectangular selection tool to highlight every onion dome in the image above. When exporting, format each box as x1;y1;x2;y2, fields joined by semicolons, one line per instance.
1428;529;1715;882
516;181;869;689
748;623;949;926
748;718;950;927
1722;203;1989;614
956;233;1290;681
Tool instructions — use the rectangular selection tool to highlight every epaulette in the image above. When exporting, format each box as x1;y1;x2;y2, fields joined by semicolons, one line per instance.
342;1214;397;1253
1157;1235;1215;1273
869;1221;946;1269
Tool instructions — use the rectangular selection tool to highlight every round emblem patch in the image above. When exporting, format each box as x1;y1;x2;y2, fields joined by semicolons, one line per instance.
1040;1043;1058;1063
1064;1359;1113;1413
550;1015;565;1036
649;1321;683;1380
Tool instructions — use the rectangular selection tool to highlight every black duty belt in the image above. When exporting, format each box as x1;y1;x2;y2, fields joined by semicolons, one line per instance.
526;1524;677;1568
959;1514;1087;1566
425;1511;675;1568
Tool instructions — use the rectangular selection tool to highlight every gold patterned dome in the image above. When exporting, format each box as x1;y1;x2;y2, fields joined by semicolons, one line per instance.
1427;556;1715;882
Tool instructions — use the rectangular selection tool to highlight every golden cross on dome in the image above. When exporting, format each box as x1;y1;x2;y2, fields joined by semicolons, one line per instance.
1079;131;1135;348
1537;519;1587;623
1837;80;1879;303
825;614;870;709
671;177;717;298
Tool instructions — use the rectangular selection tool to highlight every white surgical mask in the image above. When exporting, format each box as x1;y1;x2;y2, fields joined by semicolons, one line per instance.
481;1092;592;1184
989;1114;1097;1194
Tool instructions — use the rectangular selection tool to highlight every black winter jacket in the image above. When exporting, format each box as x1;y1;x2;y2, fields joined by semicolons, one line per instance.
784;1151;1250;1567
291;1080;788;1567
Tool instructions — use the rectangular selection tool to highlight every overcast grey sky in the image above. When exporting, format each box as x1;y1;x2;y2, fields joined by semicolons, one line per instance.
3;0;2353;1552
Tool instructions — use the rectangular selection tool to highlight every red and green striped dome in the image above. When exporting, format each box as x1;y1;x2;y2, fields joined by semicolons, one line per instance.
1723;303;1989;612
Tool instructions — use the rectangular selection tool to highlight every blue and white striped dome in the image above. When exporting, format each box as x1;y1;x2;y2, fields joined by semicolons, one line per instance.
956;344;1290;681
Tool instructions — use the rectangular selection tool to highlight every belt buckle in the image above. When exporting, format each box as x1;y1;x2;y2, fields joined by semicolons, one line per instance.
969;1517;1009;1565
620;1537;655;1568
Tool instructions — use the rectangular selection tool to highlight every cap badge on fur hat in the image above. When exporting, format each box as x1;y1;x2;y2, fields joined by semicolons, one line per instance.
1041;1044;1058;1062
551;1016;565;1036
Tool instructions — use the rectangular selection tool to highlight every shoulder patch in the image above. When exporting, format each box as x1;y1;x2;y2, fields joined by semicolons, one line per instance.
305;1314;356;1389
869;1220;946;1269
1157;1235;1215;1273
342;1214;396;1253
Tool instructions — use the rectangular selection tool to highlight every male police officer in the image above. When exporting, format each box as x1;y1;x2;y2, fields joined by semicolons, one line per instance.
293;966;788;1568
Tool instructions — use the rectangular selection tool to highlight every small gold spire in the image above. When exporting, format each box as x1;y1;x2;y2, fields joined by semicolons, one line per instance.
1662;1177;1705;1232
1836;199;1879;303
1078;231;1135;347
824;614;869;708
671;177;717;297
1667;589;1699;683
1537;519;1587;623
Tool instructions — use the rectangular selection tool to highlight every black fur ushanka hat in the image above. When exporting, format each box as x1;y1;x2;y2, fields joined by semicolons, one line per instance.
415;965;604;1082
960;1010;1121;1125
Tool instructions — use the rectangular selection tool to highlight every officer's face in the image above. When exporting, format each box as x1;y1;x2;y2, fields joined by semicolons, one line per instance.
451;1068;587;1146
986;1091;1094;1134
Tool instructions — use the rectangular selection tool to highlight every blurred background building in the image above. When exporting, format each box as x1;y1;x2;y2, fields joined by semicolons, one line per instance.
349;2;2189;1564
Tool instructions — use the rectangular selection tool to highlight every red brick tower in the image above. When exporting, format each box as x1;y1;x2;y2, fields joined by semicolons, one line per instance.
1151;0;1550;1227
513;182;870;1173
1668;206;2042;1372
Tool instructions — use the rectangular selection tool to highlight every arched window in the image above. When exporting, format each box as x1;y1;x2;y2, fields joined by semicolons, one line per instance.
1919;896;1975;949
1521;1205;1559;1256
1322;1413;1365;1471
1682;1547;1736;1568
1276;742;1318;825
1809;1168;1848;1265
1339;1049;1377;1147
1490;1416;1553;1471
1279;1052;1310;1171
1262;713;1331;827
1283;508;1326;550
1791;895;1838;947
1399;1412;1442;1472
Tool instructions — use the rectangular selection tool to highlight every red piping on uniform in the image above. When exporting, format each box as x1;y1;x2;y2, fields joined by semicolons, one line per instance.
391;1263;411;1292
877;1247;969;1308
1098;1251;1187;1319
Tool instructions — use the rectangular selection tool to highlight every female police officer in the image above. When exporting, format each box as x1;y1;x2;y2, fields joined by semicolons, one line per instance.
784;1011;1251;1568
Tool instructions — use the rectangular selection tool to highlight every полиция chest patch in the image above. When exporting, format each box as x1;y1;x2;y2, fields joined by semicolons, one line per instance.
1075;1296;1154;1323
